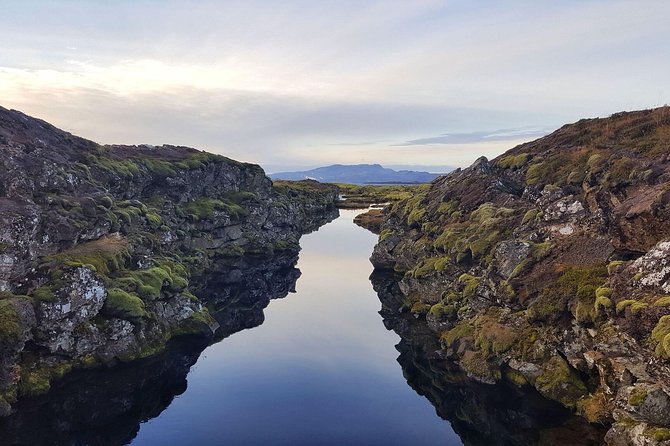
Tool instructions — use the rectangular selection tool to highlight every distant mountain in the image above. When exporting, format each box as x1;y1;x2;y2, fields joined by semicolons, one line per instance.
269;164;445;185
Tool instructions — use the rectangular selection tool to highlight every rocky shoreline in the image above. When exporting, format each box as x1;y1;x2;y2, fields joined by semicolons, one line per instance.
369;107;670;445
0;107;339;416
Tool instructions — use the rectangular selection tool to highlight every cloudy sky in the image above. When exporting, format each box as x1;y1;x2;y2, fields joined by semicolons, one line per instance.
1;1;669;172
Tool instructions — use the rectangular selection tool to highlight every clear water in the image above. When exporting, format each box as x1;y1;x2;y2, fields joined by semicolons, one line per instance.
131;209;461;445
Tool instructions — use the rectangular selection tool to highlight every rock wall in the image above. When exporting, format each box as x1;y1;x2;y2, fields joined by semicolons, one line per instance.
371;107;670;445
0;250;303;445
0;106;338;415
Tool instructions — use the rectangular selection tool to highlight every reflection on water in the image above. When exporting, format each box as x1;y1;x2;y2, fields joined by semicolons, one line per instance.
0;210;604;446
371;271;607;446
0;210;459;445
0;250;303;446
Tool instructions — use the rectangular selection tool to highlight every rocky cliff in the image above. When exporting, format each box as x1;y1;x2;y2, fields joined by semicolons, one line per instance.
0;250;303;445
370;107;670;445
0;106;338;416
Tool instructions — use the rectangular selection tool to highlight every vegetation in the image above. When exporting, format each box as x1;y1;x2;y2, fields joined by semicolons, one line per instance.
577;392;611;423
628;387;648;407
103;288;147;319
652;316;670;358
0;300;23;345
182;198;247;221
335;183;428;209
535;356;588;408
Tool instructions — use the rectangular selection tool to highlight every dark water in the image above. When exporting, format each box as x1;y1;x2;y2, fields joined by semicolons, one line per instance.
130;209;458;445
0;210;606;445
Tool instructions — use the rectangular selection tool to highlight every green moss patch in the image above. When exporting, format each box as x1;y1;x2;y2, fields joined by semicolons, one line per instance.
103;288;147;320
535;356;588;408
183;198;247;221
0;300;23;345
651;315;670;358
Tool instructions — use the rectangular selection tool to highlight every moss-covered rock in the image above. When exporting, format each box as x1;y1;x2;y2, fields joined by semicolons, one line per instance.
534;356;588;408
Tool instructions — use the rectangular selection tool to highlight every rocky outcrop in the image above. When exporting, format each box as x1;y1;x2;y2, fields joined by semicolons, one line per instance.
370;107;670;445
0;106;338;415
0;250;302;445
371;271;607;446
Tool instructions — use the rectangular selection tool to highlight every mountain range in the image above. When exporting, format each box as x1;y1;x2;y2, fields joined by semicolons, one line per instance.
269;164;446;185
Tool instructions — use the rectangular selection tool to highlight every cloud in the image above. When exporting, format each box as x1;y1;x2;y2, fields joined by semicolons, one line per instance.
0;0;668;170
397;127;552;146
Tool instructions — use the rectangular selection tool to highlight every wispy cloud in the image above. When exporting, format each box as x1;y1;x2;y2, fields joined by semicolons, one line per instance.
397;126;552;146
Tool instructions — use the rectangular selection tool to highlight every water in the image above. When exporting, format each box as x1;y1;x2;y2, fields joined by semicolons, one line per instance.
131;209;461;445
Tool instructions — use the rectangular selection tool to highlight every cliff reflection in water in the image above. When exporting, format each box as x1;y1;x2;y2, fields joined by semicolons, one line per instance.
0;251;303;446
370;271;607;446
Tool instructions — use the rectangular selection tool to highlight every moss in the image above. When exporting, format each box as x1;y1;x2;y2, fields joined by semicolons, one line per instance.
461;350;501;381
18;367;51;397
0;300;23;345
577;392;611;423
407;208;426;226
429;303;456;319
183;198;247;221
474;316;519;354
526;162;544;185
651;315;670;358
653;296;670;307
125;267;172;300
575;299;596;324
647;428;670;442
594;296;613;312
498;153;530;169
379;229;393;242
32;286;56;302
458;273;481;298
410;302;431;316
595;287;612;299
607;260;625;275
616;299;638;314
99;195;114;209
522;209;540;225
535;356;588;408
441;322;475;348
630;302;649;314
103;288;147;320
529;265;607;322
503;368;528;387
628;387;648;407
174;309;216;336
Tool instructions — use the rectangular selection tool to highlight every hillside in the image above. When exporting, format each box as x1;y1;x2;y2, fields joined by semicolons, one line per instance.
0;106;339;416
270;163;442;184
369;107;670;445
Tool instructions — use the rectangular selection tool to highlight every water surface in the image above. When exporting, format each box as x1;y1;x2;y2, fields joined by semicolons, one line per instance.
131;209;460;445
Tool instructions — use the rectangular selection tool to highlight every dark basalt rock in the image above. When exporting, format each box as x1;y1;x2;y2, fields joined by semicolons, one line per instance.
0;106;339;415
369;107;670;445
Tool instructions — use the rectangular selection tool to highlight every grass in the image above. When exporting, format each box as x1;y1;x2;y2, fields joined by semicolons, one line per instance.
45;234;130;276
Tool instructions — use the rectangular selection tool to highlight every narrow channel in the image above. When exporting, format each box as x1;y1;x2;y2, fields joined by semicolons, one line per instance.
131;209;461;445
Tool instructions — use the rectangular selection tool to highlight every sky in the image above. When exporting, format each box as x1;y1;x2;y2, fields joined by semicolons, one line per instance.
0;0;669;172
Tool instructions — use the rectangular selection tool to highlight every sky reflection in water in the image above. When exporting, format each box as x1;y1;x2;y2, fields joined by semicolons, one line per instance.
131;209;461;445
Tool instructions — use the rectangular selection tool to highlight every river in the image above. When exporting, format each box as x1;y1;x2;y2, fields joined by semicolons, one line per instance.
0;208;606;445
129;208;461;445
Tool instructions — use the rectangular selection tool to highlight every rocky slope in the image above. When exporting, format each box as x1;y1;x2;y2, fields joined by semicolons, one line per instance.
0;106;338;416
370;107;670;445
